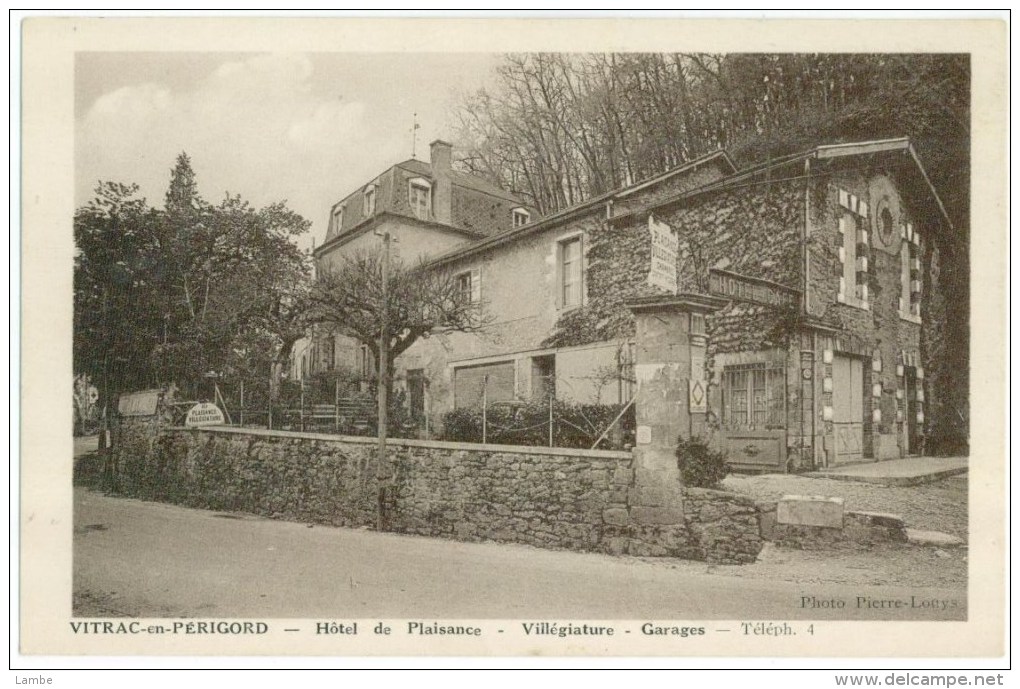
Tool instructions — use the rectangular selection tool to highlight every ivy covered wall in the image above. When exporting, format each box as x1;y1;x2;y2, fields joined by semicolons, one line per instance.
544;179;806;352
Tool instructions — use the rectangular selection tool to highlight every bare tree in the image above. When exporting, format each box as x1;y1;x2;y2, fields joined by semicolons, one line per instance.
305;250;491;395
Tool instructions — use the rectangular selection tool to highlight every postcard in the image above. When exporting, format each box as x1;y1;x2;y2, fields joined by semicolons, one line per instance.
16;14;1007;663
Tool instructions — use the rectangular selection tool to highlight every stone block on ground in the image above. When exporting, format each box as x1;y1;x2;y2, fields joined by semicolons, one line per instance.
844;511;908;544
776;495;844;528
905;529;965;547
845;510;905;529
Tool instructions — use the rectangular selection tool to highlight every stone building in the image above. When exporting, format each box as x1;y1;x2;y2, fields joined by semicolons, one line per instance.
294;139;534;381
306;136;954;471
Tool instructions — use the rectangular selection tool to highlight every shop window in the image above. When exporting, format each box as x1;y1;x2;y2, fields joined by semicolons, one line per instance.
409;178;432;220
722;364;784;429
558;235;583;308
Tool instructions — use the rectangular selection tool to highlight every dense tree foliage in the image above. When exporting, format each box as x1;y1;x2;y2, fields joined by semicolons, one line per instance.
456;53;968;227
74;153;312;411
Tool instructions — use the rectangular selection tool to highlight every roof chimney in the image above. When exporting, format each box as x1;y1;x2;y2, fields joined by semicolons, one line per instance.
430;139;453;224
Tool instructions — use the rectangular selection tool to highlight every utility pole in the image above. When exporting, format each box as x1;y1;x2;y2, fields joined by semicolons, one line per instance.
375;230;391;531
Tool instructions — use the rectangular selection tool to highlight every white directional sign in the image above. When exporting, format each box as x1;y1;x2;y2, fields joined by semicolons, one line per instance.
647;215;678;294
185;402;226;427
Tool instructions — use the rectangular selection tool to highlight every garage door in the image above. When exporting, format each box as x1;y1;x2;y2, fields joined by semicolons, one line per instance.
454;362;515;409
832;355;864;465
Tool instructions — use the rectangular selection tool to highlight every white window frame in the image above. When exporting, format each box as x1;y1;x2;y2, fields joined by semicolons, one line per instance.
837;211;870;311
408;177;432;220
511;207;531;228
454;268;481;304
363;184;377;217
899;223;923;324
331;204;344;235
556;233;584;310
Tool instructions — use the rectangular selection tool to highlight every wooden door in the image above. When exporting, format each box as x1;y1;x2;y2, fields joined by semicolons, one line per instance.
832;356;864;464
407;369;425;424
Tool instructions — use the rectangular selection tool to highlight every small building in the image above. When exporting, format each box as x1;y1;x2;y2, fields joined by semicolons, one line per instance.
307;136;952;471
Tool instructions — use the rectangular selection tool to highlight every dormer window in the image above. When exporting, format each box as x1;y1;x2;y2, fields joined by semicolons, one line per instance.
363;185;377;217
512;207;530;228
331;204;344;236
408;178;432;221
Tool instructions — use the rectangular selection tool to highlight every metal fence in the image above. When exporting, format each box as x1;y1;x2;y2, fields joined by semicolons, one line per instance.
172;376;382;436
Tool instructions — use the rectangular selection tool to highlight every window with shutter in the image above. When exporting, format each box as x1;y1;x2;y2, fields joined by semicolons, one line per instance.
330;205;344;238
455;270;480;304
899;223;922;322
836;189;870;310
408;179;432;220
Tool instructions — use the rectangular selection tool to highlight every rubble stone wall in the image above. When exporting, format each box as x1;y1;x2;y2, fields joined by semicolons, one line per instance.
109;424;764;563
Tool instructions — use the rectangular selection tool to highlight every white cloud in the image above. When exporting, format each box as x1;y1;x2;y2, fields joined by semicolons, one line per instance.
288;99;366;150
76;53;371;244
88;83;172;120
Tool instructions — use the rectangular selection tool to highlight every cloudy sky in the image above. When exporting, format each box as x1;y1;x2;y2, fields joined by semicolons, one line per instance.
75;52;501;251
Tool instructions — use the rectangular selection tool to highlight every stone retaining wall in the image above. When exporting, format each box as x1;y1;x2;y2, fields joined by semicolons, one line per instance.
109;423;765;563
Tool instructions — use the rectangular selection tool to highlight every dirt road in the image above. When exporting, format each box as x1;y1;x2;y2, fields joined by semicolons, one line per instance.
73;489;965;621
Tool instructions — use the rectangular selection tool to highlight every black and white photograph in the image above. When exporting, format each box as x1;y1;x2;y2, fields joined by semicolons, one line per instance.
15;15;1008;666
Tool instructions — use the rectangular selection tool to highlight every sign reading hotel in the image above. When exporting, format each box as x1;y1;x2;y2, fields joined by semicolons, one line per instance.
708;268;799;308
647;215;678;294
185;402;226;427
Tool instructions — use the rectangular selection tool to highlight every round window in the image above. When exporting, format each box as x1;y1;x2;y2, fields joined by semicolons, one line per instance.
879;207;895;246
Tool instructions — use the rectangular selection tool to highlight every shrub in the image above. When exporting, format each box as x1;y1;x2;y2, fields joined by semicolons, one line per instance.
676;435;729;488
440;400;635;450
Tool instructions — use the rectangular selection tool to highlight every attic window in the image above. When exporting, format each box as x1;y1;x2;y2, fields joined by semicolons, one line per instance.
363;185;377;217
331;205;344;235
408;178;432;221
512;207;530;228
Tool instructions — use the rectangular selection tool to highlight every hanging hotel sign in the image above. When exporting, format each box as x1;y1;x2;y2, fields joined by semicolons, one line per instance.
647;215;678;295
185;402;226;427
708;268;799;308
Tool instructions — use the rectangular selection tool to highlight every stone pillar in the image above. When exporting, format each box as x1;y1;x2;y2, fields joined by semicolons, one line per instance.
626;294;727;524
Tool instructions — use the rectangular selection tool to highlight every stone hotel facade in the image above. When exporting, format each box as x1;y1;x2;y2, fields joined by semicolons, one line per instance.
302;136;952;472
